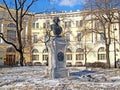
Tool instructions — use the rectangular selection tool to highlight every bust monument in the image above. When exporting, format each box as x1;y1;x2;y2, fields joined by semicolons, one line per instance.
51;17;62;36
47;17;68;78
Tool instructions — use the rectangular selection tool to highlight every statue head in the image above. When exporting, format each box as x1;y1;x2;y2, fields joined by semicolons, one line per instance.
53;17;60;24
51;17;62;36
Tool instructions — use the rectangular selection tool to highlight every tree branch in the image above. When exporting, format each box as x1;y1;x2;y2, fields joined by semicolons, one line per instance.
3;0;16;22
18;0;27;10
22;0;36;17
0;33;19;52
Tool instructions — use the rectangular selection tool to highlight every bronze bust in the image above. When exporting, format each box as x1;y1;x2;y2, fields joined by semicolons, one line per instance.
51;17;62;36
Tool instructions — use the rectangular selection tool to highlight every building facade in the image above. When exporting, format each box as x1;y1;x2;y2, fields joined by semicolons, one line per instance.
31;10;120;67
0;6;32;66
0;6;120;67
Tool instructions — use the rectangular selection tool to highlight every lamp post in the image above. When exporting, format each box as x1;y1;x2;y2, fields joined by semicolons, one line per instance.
114;27;117;68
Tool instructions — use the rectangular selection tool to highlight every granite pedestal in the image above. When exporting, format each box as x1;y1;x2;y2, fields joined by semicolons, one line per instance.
47;37;69;78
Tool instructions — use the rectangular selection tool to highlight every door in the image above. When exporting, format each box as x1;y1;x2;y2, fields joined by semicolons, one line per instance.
6;54;15;66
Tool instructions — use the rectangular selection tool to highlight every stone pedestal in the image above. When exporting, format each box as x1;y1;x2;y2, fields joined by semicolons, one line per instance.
47;37;69;78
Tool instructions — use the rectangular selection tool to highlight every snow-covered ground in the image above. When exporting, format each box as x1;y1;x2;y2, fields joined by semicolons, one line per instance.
0;66;120;90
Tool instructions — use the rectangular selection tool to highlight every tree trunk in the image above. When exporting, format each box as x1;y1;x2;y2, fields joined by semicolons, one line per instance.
84;48;87;66
19;51;24;66
106;45;111;68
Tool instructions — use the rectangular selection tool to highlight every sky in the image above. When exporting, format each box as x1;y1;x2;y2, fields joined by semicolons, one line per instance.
30;0;85;13
0;0;85;13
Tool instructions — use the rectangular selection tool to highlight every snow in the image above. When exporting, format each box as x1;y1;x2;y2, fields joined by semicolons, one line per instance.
0;66;120;90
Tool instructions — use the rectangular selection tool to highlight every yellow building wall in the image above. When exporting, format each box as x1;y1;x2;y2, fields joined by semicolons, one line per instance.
31;11;120;67
0;6;32;65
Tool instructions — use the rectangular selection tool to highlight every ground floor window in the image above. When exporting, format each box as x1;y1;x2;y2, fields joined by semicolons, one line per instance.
76;54;84;60
76;48;84;61
32;55;39;61
42;55;48;61
66;54;72;60
98;47;106;60
42;48;48;61
66;48;72;60
98;54;106;60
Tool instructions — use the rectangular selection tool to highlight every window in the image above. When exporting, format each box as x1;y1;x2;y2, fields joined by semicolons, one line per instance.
80;20;83;27
76;21;79;27
46;22;50;28
36;23;39;28
7;23;16;28
32;22;39;29
76;54;84;60
43;55;48;61
68;21;71;27
65;21;71;28
66;33;70;41
32;23;35;28
7;47;16;52
43;21;50;29
76;20;83;27
98;47;106;60
100;33;104;41
98;54;106;60
7;23;16;42
77;33;82;41
32;55;39;60
32;49;39;61
76;48;84;60
66;54;72;60
32;49;39;53
95;21;103;30
66;48;72;60
7;30;16;42
43;48;48;53
33;34;38;43
43;23;46;28
42;49;48;61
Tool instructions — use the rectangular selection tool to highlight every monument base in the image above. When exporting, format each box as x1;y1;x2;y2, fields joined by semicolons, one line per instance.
47;36;68;78
51;68;69;78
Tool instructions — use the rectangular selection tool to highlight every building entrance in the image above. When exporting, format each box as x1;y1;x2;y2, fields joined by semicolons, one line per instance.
5;47;16;66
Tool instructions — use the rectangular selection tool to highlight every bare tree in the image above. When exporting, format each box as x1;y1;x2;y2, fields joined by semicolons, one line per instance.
0;0;38;66
84;0;120;68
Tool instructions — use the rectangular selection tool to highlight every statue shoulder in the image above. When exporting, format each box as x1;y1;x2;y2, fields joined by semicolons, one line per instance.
51;24;57;30
51;24;56;28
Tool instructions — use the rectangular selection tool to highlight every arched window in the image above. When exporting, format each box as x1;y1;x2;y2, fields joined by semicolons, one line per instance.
32;49;39;53
7;23;16;28
7;23;16;42
32;49;39;61
6;47;15;52
66;48;72;52
43;48;48;53
76;48;84;60
98;47;106;60
42;48;48;61
7;30;16;42
66;48;72;60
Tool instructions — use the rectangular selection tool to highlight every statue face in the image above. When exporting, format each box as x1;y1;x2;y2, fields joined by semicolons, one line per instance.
53;17;60;23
